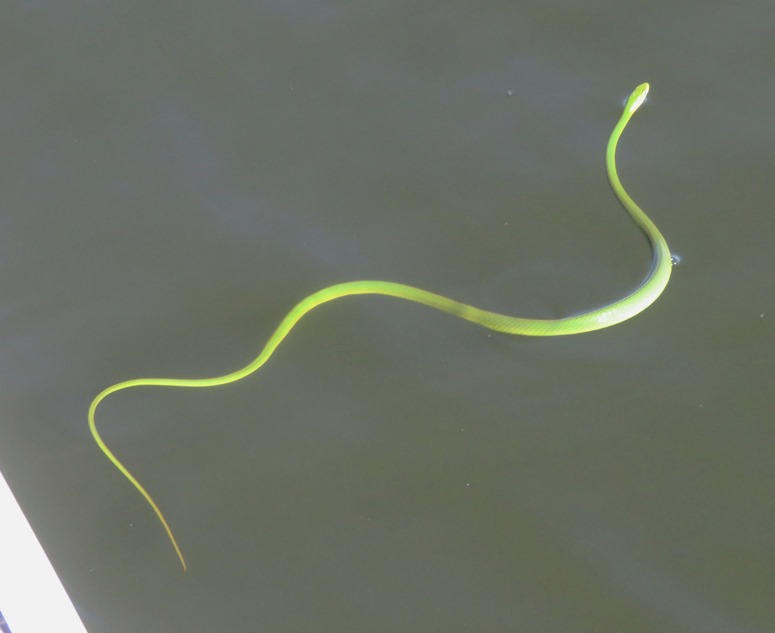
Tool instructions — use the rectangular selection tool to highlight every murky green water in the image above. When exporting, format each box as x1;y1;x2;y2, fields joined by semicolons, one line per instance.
0;2;773;631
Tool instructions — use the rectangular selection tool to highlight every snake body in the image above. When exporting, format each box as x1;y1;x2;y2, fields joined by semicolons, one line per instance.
89;83;671;571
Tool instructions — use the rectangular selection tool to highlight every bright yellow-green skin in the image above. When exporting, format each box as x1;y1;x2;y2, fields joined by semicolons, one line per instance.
89;83;670;571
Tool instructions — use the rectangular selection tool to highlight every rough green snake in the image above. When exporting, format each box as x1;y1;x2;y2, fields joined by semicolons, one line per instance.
89;83;671;571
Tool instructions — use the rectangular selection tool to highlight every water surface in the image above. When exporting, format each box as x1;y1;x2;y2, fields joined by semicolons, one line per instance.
0;2;773;631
